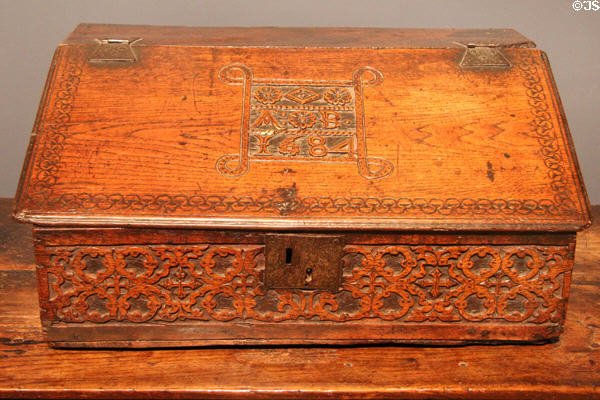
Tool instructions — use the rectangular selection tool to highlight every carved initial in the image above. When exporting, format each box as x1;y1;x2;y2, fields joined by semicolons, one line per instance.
214;64;393;179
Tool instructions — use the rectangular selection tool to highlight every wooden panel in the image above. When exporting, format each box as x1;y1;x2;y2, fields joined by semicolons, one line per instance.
0;199;598;399
34;227;575;246
0;199;32;271
14;37;591;230
30;225;576;346
65;24;536;48
33;238;574;345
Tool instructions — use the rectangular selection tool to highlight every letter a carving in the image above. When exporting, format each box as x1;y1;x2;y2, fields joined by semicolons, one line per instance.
251;110;282;128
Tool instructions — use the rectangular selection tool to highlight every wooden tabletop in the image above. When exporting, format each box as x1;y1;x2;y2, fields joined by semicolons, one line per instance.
0;197;598;399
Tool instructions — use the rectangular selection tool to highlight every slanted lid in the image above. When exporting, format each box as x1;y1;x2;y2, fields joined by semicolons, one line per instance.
14;24;591;231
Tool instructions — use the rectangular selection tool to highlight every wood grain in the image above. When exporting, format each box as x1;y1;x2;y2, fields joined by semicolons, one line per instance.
64;24;536;48
13;26;590;231
4;26;596;392
0;198;598;399
32;228;576;346
0;200;32;271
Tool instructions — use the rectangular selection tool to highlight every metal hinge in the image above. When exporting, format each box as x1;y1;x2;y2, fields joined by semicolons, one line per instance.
458;44;511;69
88;38;141;63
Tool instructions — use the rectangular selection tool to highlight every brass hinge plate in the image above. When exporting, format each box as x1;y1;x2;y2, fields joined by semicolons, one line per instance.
88;38;141;63
459;45;511;69
264;234;343;291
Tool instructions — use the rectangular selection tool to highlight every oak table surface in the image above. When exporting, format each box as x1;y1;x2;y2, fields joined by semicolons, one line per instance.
0;198;598;400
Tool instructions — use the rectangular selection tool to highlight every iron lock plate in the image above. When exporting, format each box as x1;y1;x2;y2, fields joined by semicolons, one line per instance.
264;234;344;291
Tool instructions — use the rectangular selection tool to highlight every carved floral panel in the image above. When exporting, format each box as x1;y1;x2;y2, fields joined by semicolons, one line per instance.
39;244;572;324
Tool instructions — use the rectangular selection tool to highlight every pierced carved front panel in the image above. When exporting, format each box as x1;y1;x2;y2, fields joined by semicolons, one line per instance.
38;244;573;325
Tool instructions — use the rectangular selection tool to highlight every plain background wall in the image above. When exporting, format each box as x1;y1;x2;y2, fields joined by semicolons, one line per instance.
1;0;598;202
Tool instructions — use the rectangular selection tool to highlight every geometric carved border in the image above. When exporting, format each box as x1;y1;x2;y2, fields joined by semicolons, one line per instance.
30;49;83;202
516;51;574;209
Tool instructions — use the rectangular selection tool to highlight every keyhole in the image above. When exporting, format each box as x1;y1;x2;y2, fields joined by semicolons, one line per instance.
285;248;293;264
304;267;313;286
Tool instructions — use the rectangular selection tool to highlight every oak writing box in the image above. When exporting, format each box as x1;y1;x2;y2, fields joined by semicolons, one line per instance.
14;24;591;347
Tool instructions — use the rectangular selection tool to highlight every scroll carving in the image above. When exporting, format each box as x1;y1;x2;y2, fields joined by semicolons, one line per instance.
40;244;572;325
212;64;394;179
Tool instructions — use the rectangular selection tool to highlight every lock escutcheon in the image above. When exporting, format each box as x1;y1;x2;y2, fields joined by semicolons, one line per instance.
264;234;344;291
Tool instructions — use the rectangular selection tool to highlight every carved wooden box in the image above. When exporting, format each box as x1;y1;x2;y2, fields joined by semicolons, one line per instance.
14;24;591;347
